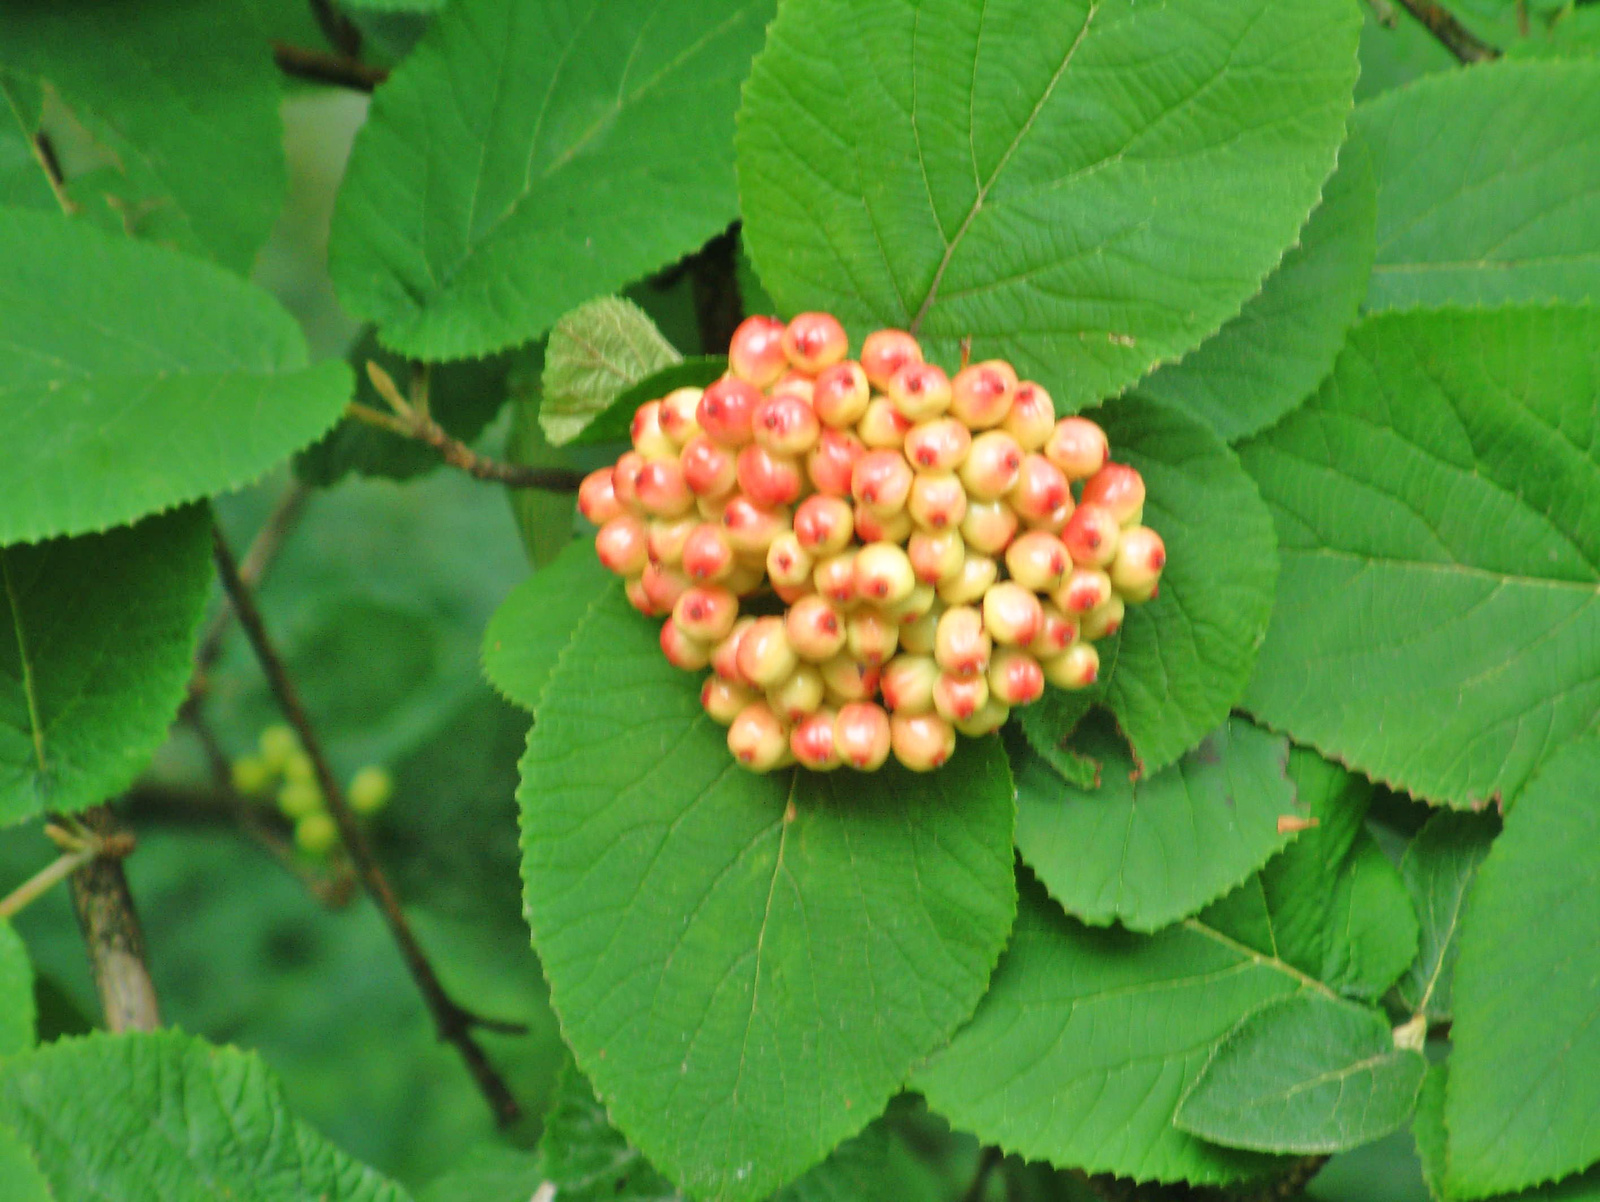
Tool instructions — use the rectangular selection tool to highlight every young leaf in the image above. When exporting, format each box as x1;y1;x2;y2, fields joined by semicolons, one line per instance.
1137;132;1378;443
1446;738;1600;1199
481;540;613;715
330;0;775;360
0;0;287;273
0;919;33;1054
1011;717;1300;933
540;298;681;446
1240;307;1600;809
1176;994;1426;1155
518;583;1017;1200
0;1030;412;1200
1;507;211;828
0;212;352;544
1358;61;1600;311
737;0;1361;413
1395;810;1498;1022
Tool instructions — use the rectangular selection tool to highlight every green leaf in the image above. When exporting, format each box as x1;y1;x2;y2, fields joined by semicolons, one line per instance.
1395;811;1498;1022
570;357;729;448
1177;994;1426;1155
1445;738;1600;1199
1239;307;1600;808
1138;133;1377;442
0;1122;50;1202
1016;686;1098;789
329;0;775;360
539;1056;683;1201
0;1030;411;1200
518;582;1017;1200
541;297;682;446
1012;716;1300;932
773;1110;951;1202
0;211;352;544
0;0;286;273
505;389;580;570
736;0;1361;414
1358;61;1600;311
2;508;211;827
416;1147;544;1202
481;540;613;714
0;919;33;1054
1094;396;1279;774
0;77;54;212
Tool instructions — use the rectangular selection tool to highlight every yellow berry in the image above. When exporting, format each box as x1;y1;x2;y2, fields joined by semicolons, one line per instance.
229;754;273;797
348;765;394;815
295;812;339;856
258;724;298;770
277;780;323;820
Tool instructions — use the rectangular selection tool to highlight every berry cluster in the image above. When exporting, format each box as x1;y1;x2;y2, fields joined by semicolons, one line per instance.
232;725;393;855
578;314;1165;774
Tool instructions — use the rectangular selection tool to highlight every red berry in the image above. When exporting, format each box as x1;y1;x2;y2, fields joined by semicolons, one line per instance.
834;703;892;770
820;655;881;704
1044;416;1109;481
890;712;956;772
936;552;997;606
702;676;756;724
738;616;799;688
933;670;989;723
768;664;826;723
904;418;973;472
1056;566;1113;615
846;608;899;666
1109;526;1166;603
935;606;991;677
959;431;1024;500
806;427;865;496
673;585;738;642
785;595;848;662
887;362;953;422
1080;594;1127;641
793;494;855;556
624;575;654;616
1042;642;1099;690
988;648;1045;707
630;400;675;460
960;498;1019;556
880;654;940;714
1062;503;1121;568
813;552;858;607
851;449;915;516
658;388;703;446
1082;463;1146;527
728;702;790;772
908;528;965;584
578;468;623;525
595;515;648;575
736;444;804;509
697;378;762;447
729;316;788;388
854;542;917;606
790;709;841;770
812;361;871;428
635;458;694;518
782;312;849;372
681;523;735;582
721;494;789;555
680;435;738;499
949;361;1017;429
1003;382;1056;451
641;561;690;614
660;618;710;671
611;451;646;512
982;582;1044;647
1030;603;1079;658
1005;530;1071;592
753;392;821;457
857;396;914;448
908;473;968;531
860;328;923;391
1008;454;1071;526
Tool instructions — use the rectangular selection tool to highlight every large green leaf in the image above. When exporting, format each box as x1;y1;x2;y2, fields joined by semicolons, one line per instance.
516;582;1017;1200
330;0;775;360
1;508;211;827
0;0;286;273
1445;738;1600;1199
0;918;32;1054
540;297;682;446
737;0;1360;413
0;211;351;544
0;77;54;212
0;1122;50;1202
1394;811;1497;1022
0;1030;411;1200
482;540;613;714
1138;132;1377;442
1177;994;1426;1155
1012;717;1300;932
1240;307;1600;808
1358;61;1600;311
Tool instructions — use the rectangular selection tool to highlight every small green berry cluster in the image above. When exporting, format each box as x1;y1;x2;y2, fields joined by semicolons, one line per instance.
581;315;1165;774
231;725;393;854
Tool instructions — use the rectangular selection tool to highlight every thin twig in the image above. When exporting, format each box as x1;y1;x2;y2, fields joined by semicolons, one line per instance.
1392;0;1501;61
272;42;388;92
211;526;526;1124
0;844;96;920
66;806;161;1033
355;363;583;492
1365;0;1400;27
309;0;362;58
960;1147;1005;1202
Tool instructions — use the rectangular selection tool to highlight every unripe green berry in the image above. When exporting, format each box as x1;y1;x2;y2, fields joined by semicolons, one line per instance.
793;495;855;556
1079;594;1127;641
278;779;322;820
854;542;917;607
846;608;900;666
813;552;859;608
960;498;1019;557
934;670;989;723
909;528;965;585
936;553;998;606
935;606;992;677
1002;382;1055;451
890;712;956;772
1044;416;1110;481
673;585;739;643
782;311;849;372
857;397;914;448
1042;641;1100;690
988;648;1045;707
768;664;827;723
1005;530;1071;593
728;702;790;772
904;418;972;472
348;765;394;815
285;750;315;784
785;595;848;662
1109;526;1166;603
790;708;842;771
1062;502;1121;568
860;328;924;391
259;724;298;770
702;676;756;724
766;532;814;590
1055;566;1113;615
295;812;339;856
886;361;953;422
596;514;649;575
660;619;711;671
812;361;871;428
230;754;272;797
834;703;892;771
959;431;1025;500
738;616;799;687
982;582;1044;647
907;472;968;531
880;654;940;714
954;696;1010;738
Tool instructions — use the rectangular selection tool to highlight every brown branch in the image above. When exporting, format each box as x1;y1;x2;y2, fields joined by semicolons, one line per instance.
1391;0;1501;62
66;807;161;1033
309;0;362;59
211;525;525;1124
272;42;388;93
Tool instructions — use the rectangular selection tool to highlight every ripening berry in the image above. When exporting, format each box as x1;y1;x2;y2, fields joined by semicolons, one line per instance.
348;765;394;815
1109;526;1166;602
1003;382;1056;451
785;595;848;662
1030;603;1079;658
834;703;892;771
804;427;864;497
578;468;623;525
768;664;826;723
611;451;645;512
908;472;968;531
1005;530;1071;592
887;362;953;422
891;712;956;772
880;654;940;714
596;514;649;575
624;575;654;616
722;495;789;555
635;458;694;518
904;417;972;472
860;328;923;390
885;582;936;623
646;516;696;567
989;648;1045;707
673;585;739;642
854;505;914;545
681;523;735;582
812;361;871;428
737;616;799;688
1008;454;1071;526
909;528;965;584
791;709;841;770
774;369;816;402
296;812;339;857
793;495;855;556
659;388;704;446
1062;503;1121;568
899;607;940;655
711;617;755;683
694;493;728;524
1056;566;1113;615
729;316;788;387
950;361;1018;429
954;696;1010;738
680;435;737;499
855;542;917;607
959;431;1024;500
724;558;767;597
960;498;1020;556
767;532;814;589
736;444;804;509
851;450;915;516
858;397;914;448
813;552;858;607
660;619;711;671
703;676;756;724
630;400;676;461
1079;594;1126;641
935;606;992;677
728;702;790;772
982;582;1044;647
1042;641;1100;690
936;552;998;606
1044;416;1110;481
753;392;821;457
846;608;899;665
643;562;697;613
1081;462;1146;528
933;670;989;723
698;378;763;447
783;312;849;372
